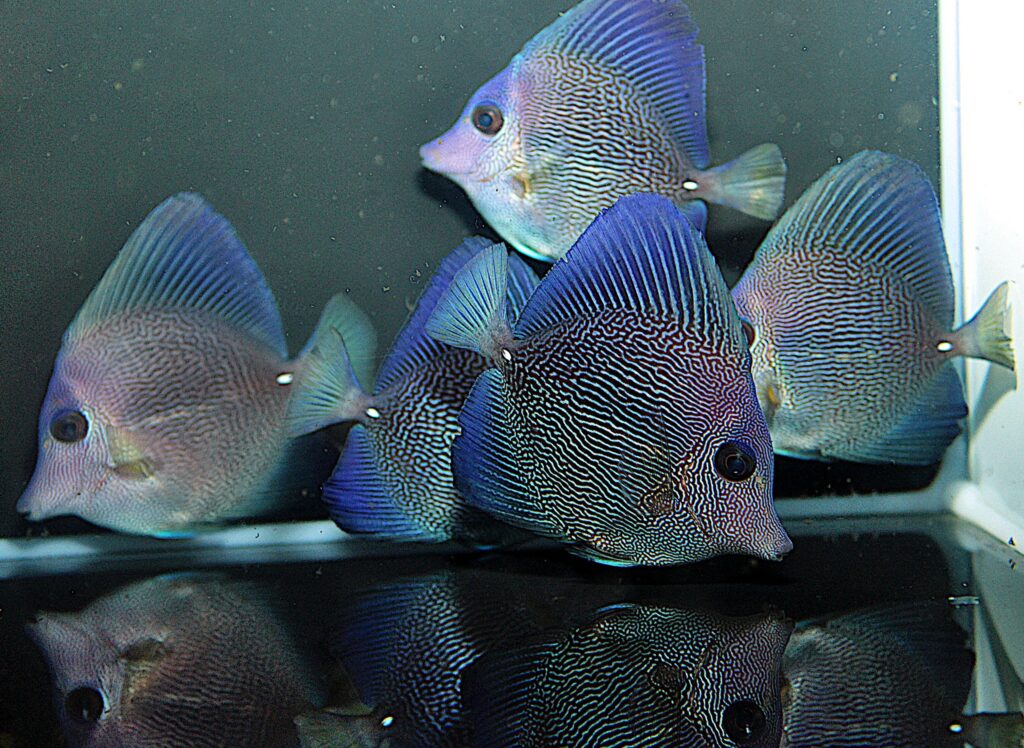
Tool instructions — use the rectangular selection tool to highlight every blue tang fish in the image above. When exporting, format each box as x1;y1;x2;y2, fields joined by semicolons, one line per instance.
17;193;375;536
462;603;792;747
426;193;793;566
732;151;1016;465
28;574;326;748
287;239;539;545
420;0;787;261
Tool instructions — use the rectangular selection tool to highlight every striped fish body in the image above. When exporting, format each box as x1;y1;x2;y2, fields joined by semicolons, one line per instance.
427;194;792;566
462;604;791;748
487;310;774;565
732;151;1015;465
420;0;787;261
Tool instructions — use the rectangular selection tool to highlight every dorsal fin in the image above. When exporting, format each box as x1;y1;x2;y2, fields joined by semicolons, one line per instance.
506;254;542;322
376;237;496;391
521;0;709;168
757;150;954;325
515;193;745;357
67;193;287;357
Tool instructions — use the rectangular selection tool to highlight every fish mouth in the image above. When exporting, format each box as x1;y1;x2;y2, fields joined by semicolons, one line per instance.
757;529;794;562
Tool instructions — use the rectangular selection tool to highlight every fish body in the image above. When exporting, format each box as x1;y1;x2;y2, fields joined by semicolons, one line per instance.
17;193;374;536
427;194;792;566
732;151;1015;464
781;603;974;747
420;0;786;261
462;604;791;748
28;574;326;748
288;239;538;544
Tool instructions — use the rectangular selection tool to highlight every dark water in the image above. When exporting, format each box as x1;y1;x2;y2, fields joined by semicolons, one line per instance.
0;0;939;537
3;516;1020;747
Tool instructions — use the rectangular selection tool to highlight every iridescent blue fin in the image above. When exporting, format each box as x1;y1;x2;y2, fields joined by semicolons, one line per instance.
506;254;542;322
701;143;787;220
324;425;435;540
677;199;708;234
425;244;512;360
840;364;966;465
453;369;558;539
516;193;746;356
377;237;496;390
66;193;288;358
287;294;374;437
759;150;954;324
525;0;709;168
461;638;561;747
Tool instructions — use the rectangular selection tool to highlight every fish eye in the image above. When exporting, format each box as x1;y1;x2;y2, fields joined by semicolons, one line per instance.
471;103;504;135
65;686;105;724
50;410;89;443
722;700;766;744
714;441;757;482
740;318;756;347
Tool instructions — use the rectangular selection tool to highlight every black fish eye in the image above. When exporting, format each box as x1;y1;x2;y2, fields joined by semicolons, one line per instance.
65;686;104;723
714;441;757;482
50;410;89;443
740;318;756;347
472;103;504;135
723;700;766;744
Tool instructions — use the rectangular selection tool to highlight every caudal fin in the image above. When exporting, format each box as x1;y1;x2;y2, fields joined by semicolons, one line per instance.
287;294;375;437
425;244;512;360
701;143;787;220
956;281;1016;370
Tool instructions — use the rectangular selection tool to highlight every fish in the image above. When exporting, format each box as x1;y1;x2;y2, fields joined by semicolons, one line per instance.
461;603;792;747
296;570;541;748
781;603;976;747
426;193;793;566
732;150;1016;465
419;0;787;262
16;193;375;536
27;573;326;748
286;238;539;545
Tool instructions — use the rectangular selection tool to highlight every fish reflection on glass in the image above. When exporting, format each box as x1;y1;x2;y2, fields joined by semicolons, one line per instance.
296;571;530;748
733;151;1016;465
781;603;976;747
287;239;538;545
462;604;791;748
27;574;326;748
427;194;792;566
419;0;786;261
16;193;375;536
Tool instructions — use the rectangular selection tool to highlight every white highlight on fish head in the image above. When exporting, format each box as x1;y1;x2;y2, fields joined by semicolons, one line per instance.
275;372;294;386
501;348;513;362
365;407;381;419
936;340;954;353
682;179;699;191
380;715;395;729
948;722;963;735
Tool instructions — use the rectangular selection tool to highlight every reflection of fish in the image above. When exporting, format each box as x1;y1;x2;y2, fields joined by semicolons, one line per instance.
17;193;375;536
420;0;786;261
28;574;326;748
428;194;791;566
463;604;791;747
733;151;1015;465
782;603;974;747
287;239;538;544
306;572;533;747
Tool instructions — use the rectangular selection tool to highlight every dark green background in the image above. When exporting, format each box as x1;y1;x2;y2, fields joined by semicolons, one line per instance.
0;1;939;536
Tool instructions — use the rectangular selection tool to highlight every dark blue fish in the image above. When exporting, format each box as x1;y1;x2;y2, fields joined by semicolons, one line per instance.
287;240;539;544
427;193;791;566
461;603;791;747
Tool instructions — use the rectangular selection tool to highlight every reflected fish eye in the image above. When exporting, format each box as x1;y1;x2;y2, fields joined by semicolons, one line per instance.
740;318;756;347
722;699;766;744
714;441;757;482
65;686;104;723
50;410;89;443
471;103;504;135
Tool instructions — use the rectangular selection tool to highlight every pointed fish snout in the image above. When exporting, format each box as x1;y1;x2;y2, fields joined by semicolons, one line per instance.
419;139;443;171
762;528;794;562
